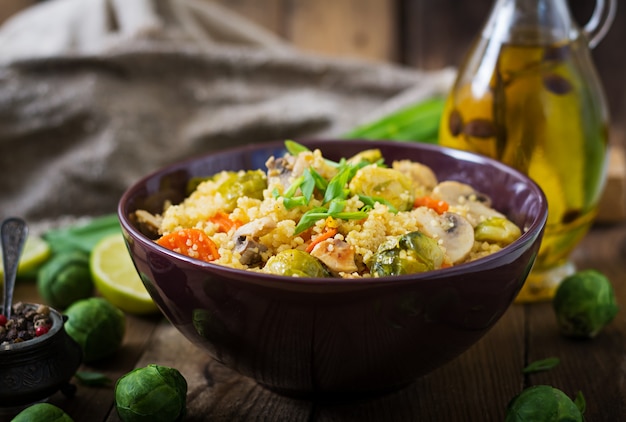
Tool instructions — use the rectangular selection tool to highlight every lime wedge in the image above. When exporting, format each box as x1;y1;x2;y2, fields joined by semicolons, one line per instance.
0;234;51;281
90;233;158;315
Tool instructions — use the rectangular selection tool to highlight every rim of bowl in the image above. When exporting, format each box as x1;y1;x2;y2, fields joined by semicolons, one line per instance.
0;303;64;352
118;138;548;288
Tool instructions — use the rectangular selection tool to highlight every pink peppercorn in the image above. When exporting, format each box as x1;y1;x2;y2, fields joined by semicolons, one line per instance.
35;325;50;337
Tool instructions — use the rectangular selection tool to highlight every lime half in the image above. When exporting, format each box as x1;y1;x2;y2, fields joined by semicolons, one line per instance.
0;234;51;281
90;233;158;315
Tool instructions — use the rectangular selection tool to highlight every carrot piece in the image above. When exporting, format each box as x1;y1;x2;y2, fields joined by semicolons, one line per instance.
208;211;242;233
157;228;220;262
305;228;338;253
413;196;449;214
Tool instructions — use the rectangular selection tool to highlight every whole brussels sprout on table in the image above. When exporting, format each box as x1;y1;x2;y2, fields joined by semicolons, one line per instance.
64;297;126;362
11;403;74;422
552;269;618;338
115;364;188;422
505;385;584;421
37;251;93;309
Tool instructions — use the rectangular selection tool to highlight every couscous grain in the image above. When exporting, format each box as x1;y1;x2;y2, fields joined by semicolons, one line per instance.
143;141;522;278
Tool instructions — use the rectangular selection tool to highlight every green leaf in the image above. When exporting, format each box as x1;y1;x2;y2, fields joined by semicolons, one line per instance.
574;391;586;414
522;357;560;374
74;371;112;387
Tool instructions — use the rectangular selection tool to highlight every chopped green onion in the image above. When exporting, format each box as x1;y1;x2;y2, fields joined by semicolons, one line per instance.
343;96;445;144
358;195;399;213
283;175;305;198
331;211;368;220
301;168;316;202
328;199;346;214
323;165;353;204
285;140;310;155
294;208;329;235
309;167;328;192
278;140;392;235
282;196;309;209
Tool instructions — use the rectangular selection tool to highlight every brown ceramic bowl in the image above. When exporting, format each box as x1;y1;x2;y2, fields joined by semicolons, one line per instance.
118;139;547;398
0;303;82;408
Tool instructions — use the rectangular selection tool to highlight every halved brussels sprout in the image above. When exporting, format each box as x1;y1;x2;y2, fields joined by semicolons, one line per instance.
347;148;383;165
474;217;522;246
264;249;331;277
216;170;267;211
370;231;444;276
348;166;415;211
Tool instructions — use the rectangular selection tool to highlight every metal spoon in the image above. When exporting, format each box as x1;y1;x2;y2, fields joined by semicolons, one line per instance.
2;217;28;320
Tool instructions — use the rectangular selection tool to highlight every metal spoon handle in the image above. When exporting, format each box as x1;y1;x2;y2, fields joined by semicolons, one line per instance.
2;217;28;320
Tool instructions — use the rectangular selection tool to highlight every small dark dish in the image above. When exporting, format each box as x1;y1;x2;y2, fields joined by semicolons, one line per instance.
118;139;547;398
0;303;82;407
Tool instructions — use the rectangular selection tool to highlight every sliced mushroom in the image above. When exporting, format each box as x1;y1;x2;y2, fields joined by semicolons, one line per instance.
431;181;503;226
232;217;277;266
412;207;475;264
133;209;162;239
310;238;358;274
392;160;438;191
266;155;295;187
232;217;276;239
234;237;268;266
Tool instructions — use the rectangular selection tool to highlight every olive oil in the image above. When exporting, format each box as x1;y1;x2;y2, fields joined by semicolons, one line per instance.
440;34;610;301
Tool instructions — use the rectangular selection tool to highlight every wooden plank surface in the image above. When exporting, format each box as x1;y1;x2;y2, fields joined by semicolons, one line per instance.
5;222;619;421
94;310;526;422
283;0;397;62
210;0;284;36
212;0;398;63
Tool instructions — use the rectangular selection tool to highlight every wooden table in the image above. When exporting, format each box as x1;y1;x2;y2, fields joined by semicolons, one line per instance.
7;221;626;421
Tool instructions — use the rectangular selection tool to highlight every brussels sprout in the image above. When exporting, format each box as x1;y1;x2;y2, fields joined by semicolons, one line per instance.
505;385;584;421
37;251;93;309
552;269;618;338
474;216;522;246
115;364;187;422
346;148;383;165
264;249;331;277
12;403;74;422
64;297;125;362
370;231;444;276
348;165;415;211
216;170;267;211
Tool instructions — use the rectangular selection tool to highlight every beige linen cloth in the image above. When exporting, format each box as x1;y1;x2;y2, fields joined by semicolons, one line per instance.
0;0;454;223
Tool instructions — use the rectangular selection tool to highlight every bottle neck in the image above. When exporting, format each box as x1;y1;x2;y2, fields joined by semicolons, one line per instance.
482;0;577;45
